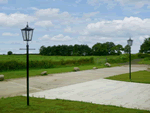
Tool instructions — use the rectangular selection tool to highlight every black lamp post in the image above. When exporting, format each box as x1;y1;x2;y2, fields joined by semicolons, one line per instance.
21;22;34;106
127;38;133;81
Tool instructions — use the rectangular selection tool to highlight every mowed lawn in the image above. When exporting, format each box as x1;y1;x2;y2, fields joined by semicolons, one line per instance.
0;96;149;113
105;70;150;84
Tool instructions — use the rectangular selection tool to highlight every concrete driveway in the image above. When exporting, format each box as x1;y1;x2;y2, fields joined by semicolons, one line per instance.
0;65;148;97
23;79;150;111
0;65;150;111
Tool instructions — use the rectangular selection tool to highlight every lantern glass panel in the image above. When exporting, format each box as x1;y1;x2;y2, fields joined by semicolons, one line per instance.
21;30;26;41
127;39;133;46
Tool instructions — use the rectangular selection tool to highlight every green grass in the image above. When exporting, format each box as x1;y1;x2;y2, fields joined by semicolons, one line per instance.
105;70;150;84
138;60;150;65
0;96;149;113
0;55;118;62
0;64;122;80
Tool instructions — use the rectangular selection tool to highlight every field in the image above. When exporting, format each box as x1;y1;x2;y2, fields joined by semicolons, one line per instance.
0;54;118;62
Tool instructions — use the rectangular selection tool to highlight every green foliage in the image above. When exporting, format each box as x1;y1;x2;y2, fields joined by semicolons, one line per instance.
7;51;13;55
139;37;150;53
106;54;138;64
0;57;94;72
39;42;125;56
124;45;130;54
111;44;124;55
137;53;150;58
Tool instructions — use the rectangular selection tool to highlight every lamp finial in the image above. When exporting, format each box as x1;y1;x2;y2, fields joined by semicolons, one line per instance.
26;22;28;27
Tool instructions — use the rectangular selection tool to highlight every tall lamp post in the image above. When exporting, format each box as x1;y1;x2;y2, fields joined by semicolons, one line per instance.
127;38;133;81
21;22;34;106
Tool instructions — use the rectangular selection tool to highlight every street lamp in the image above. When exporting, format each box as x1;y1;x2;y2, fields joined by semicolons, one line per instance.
127;38;133;81
21;22;34;106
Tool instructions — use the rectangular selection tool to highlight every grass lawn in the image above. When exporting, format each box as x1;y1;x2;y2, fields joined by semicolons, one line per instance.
0;96;149;113
105;70;150;84
0;64;122;80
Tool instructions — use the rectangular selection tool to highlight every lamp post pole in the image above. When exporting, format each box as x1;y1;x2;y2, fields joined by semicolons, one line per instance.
20;22;34;106
26;41;29;106
129;46;131;81
127;38;133;81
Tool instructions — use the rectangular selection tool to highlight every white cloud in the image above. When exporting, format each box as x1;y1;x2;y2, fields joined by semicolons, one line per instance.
64;27;76;33
34;8;95;26
0;41;23;45
81;17;150;38
34;20;53;27
0;0;7;4
0;13;37;27
35;8;60;17
39;34;73;41
116;0;150;8
87;0;150;9
76;16;150;50
78;35;112;43
30;7;39;11
139;35;149;43
2;32;19;36
82;11;99;18
87;0;101;6
35;8;71;20
76;0;82;3
34;8;76;25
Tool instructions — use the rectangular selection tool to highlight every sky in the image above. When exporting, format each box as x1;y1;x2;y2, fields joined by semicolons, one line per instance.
0;0;150;54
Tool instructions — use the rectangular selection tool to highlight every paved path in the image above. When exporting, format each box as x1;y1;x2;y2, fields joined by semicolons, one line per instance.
0;65;148;98
23;79;150;111
0;65;150;111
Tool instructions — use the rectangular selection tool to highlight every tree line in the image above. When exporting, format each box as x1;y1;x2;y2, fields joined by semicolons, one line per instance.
6;37;150;55
39;42;131;56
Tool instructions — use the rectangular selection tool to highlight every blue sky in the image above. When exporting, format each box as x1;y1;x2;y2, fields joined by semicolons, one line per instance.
1;0;150;54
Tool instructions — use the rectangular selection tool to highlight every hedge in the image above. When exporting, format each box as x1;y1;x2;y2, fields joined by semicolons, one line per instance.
0;57;94;72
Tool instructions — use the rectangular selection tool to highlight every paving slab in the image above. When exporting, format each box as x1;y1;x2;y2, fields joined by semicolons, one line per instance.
0;65;148;98
23;79;150;111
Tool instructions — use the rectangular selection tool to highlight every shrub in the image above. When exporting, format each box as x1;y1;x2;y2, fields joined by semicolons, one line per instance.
106;54;138;64
7;51;13;55
137;53;150;58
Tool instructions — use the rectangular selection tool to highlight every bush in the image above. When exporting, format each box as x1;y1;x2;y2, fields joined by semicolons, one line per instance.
106;54;138;64
7;51;13;55
137;53;150;58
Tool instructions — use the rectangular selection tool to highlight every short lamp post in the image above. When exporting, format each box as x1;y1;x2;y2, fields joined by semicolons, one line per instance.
21;22;34;106
127;38;133;81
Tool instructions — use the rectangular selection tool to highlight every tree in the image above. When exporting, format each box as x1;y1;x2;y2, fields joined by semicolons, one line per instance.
73;44;81;56
7;51;13;55
68;45;74;56
139;37;150;53
80;44;92;56
101;43;108;55
111;44;124;55
124;45;130;54
104;42;116;55
39;46;47;55
92;43;102;56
